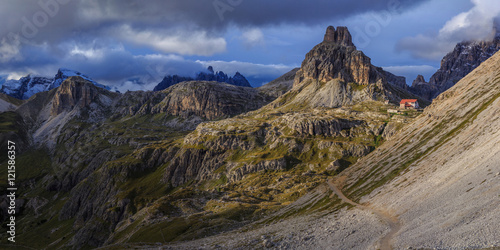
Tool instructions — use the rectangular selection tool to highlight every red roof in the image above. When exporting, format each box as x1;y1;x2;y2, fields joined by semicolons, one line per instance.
400;99;418;104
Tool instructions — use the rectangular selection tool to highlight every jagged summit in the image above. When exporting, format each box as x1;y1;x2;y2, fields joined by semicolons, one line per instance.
412;75;426;87
323;26;354;47
153;66;252;91
52;68;109;90
409;29;500;100
287;25;421;108
295;26;406;87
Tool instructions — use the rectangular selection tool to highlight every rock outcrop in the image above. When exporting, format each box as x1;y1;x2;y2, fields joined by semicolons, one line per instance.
51;77;100;116
411;75;426;87
383;70;408;90
290;117;361;137
323;26;354;47
131;81;271;120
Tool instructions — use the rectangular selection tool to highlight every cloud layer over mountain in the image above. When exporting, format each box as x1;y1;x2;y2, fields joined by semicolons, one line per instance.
1;0;495;90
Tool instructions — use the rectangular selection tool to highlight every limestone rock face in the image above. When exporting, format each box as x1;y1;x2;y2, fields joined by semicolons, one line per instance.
383;70;408;90
429;37;500;91
295;42;378;85
290;117;362;137
51;76;100;116
409;34;500;100
324;26;354;47
295;26;406;89
148;81;270;120
227;158;287;183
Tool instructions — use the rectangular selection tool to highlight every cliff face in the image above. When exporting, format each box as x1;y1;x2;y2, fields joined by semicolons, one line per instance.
296;28;378;86
430;37;500;89
136;81;271;120
323;26;354;46
409;35;500;100
20;77;272;150
51;77;100;116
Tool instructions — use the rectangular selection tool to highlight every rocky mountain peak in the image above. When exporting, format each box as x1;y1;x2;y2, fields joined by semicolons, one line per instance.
412;75;427;87
295;26;387;86
409;34;500;100
51;76;100;116
323;26;354;47
289;25;421;108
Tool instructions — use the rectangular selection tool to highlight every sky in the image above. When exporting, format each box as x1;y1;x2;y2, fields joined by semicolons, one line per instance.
0;0;499;92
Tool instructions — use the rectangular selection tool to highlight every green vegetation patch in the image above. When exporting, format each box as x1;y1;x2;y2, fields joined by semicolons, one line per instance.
0;111;23;133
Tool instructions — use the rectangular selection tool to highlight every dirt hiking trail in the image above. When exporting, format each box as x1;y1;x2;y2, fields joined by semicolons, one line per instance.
328;178;401;250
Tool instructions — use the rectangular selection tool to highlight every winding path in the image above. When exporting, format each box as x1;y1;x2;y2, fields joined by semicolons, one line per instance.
327;179;401;250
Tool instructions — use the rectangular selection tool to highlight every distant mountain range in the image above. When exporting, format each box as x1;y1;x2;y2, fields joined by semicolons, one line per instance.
0;68;110;100
153;66;252;91
0;66;253;100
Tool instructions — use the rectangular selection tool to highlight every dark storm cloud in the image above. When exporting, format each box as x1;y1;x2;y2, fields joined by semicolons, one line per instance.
0;0;430;45
0;0;431;91
84;0;430;29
